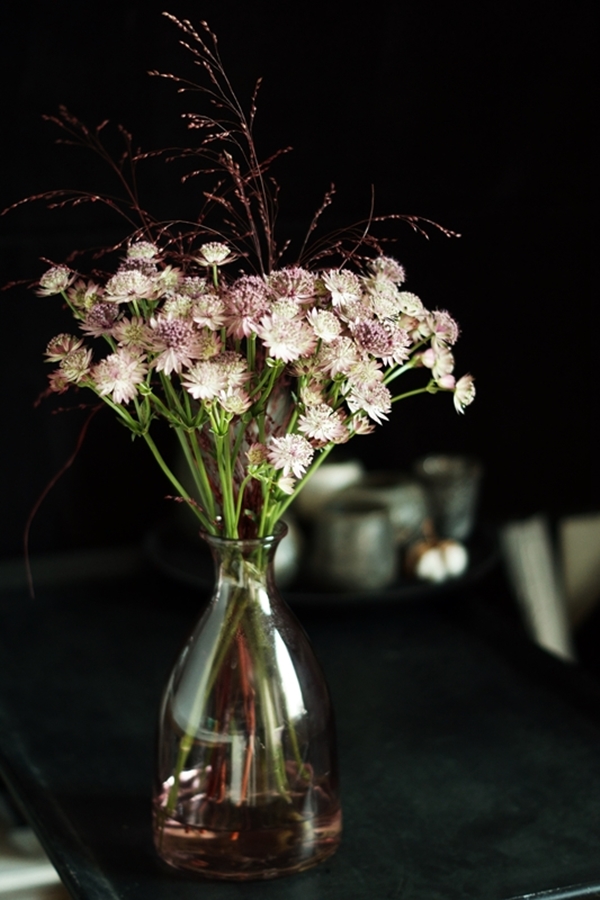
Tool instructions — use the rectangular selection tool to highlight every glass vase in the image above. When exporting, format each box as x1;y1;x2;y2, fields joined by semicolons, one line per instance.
152;524;342;880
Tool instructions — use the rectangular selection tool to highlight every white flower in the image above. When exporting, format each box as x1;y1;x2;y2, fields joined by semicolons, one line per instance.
105;268;160;304
258;313;316;363
421;345;455;382
37;266;73;297
429;310;460;346
307;308;342;342
321;269;362;307
368;256;406;284
92;349;147;405
397;292;425;317
345;380;392;425
267;434;315;479
182;352;249;401
127;241;159;260
297;403;349;445
59;347;93;383
277;475;296;495
453;374;476;413
197;242;233;266
317;337;361;377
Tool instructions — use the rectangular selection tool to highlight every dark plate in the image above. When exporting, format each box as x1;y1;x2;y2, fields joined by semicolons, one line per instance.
144;519;500;606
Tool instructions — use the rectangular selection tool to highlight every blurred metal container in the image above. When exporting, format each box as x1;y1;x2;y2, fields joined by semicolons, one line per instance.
339;472;429;547
310;498;397;592
413;454;483;540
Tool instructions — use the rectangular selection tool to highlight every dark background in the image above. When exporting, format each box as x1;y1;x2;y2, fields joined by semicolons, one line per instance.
0;0;595;559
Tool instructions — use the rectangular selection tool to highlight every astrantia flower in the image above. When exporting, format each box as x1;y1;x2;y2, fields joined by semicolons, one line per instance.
192;292;226;330
162;295;193;319
277;475;296;495
267;434;314;479
59;347;93;383
258;313;317;363
307;308;342;343
157;266;181;293
247;443;268;466
112;316;153;350
219;388;252;416
196;242;233;266
366;281;404;320
37;266;73;297
224;275;270;338
352;319;395;359
429;310;460;346
321;269;362;307
92;349;148;405
180;276;209;298
45;334;83;362
368;256;406;284
348;413;376;435
47;369;70;394
421;345;455;381
127;241;159;260
397;292;425;317
105;268;160;304
182;351;249;401
149;315;205;374
80;302;119;337
345;380;392;425
267;267;317;303
453;374;476;413
317;336;361;377
67;280;103;312
297;404;349;445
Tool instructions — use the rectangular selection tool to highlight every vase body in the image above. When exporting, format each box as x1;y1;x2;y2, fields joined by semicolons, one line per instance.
152;526;341;880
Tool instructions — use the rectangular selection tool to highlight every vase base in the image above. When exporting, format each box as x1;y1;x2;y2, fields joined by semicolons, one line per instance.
153;802;341;880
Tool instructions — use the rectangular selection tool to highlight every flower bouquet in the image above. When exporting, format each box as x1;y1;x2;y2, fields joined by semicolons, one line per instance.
25;14;474;881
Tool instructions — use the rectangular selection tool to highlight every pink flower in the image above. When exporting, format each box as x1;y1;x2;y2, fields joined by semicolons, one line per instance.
318;337;360;377
45;334;83;362
224;275;270;338
267;267;317;303
149;315;206;374
92;349;148;405
267;434;314;479
421;345;455;381
80;302;119;337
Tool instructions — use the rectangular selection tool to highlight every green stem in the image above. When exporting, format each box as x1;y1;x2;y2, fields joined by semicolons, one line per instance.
391;383;437;404
142;432;213;530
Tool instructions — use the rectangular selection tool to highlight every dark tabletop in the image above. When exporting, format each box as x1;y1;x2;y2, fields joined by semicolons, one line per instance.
0;548;599;900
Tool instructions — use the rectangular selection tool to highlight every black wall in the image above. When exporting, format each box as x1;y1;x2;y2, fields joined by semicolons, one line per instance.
1;0;595;557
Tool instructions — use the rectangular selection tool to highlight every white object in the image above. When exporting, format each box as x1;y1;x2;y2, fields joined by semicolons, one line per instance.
500;515;575;662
